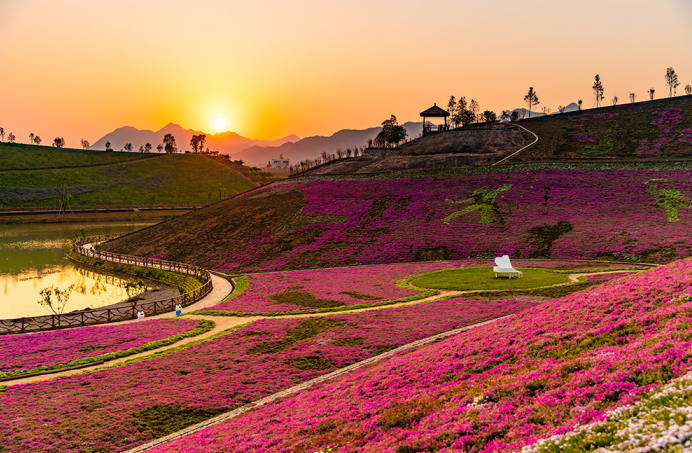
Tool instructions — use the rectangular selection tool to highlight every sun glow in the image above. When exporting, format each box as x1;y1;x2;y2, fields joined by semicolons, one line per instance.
214;118;227;130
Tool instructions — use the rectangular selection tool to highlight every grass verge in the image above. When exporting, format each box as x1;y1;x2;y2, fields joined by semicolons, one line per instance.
410;267;570;291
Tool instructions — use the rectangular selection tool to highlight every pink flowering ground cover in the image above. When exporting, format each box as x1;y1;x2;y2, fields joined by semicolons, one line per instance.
0;319;204;377
149;259;692;453
201;261;471;314
0;297;536;452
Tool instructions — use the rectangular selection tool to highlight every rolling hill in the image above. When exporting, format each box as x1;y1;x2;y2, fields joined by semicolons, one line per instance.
104;161;692;271
0;154;257;208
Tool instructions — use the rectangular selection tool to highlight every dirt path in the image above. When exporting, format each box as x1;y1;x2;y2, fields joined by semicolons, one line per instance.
492;123;539;166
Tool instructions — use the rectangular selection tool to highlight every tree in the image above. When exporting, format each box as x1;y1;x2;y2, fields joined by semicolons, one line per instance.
198;134;206;153
510;111;520;121
648;88;656;100
34;136;41;145
542;107;551;115
523;87;539;118
459;109;475;127
156;143;163;153
482;110;497;123
629;93;636;103
123;143;133;152
80;139;90;149
447;95;457;119
499;110;511;122
163;134;177;153
8;133;15;143
612;96;618;106
557;105;565;114
469;99;480;123
37;284;75;315
53;137;65;148
592;74;604;107
139;145;145;153
190;135;199;153
686;85;692;95
105;141;113;152
665;67;679;97
0;127;4;141
144;142;152;153
375;115;407;148
578;100;583;111
29;133;34;143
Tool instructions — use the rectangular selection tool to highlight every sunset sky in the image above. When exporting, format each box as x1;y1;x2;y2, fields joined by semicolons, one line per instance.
1;0;691;148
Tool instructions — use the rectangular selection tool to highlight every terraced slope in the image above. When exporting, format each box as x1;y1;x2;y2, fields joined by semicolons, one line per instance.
511;95;692;162
0;142;152;171
105;162;692;271
0;154;257;207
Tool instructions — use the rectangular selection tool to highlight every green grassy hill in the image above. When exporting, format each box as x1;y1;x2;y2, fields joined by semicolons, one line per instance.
0;142;154;170
105;161;692;271
511;95;692;162
0;154;257;208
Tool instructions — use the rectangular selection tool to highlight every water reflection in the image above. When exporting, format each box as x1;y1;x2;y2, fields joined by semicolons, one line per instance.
0;221;155;319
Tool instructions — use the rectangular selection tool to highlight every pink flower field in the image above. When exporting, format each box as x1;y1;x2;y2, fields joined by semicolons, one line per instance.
0;297;536;452
0;319;203;376
148;259;692;453
202;261;472;314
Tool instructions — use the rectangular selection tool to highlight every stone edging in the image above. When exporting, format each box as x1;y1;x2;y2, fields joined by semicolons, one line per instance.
126;314;510;452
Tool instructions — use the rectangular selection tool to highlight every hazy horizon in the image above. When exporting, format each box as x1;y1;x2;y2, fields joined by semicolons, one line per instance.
1;0;691;148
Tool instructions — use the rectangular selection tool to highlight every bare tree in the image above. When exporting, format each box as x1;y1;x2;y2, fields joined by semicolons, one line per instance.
29;133;34;143
470;99;480;122
80;139;90;149
686;85;692;95
612;96;618;106
8;133;15;143
593;74;604;107
523;87;539;118
665;67;679;97
629;93;636;103
578;100;583;111
37;284;75;315
648;88;656;100
34;136;42;145
542;107;551;115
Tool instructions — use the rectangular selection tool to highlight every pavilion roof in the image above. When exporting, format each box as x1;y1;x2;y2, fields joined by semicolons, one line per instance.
420;104;450;117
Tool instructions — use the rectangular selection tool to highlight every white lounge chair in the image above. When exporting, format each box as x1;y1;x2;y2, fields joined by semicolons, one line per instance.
493;255;523;279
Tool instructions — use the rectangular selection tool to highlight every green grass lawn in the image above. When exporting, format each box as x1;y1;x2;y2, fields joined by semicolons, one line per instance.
410;267;571;291
0;154;257;207
0;142;152;170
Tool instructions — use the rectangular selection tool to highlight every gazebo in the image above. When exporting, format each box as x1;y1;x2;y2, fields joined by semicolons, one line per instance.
420;103;450;135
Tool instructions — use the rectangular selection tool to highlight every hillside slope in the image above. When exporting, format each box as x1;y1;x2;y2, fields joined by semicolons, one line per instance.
105;163;692;270
0;143;153;171
512;95;692;162
0;154;257;207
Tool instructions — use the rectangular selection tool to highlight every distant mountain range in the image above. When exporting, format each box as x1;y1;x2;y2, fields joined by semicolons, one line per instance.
92;121;423;167
234;122;423;167
90;123;299;155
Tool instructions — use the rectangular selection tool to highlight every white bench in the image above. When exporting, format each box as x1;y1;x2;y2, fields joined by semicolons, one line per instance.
493;255;523;279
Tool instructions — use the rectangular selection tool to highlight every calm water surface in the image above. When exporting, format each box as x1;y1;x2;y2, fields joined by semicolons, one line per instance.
0;222;154;319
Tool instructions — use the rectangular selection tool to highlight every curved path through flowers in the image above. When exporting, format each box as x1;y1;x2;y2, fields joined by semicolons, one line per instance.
1;266;639;388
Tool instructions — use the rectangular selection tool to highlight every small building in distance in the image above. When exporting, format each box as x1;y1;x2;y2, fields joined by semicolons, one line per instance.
270;154;290;170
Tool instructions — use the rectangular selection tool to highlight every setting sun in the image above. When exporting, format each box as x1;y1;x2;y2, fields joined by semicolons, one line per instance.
214;118;227;130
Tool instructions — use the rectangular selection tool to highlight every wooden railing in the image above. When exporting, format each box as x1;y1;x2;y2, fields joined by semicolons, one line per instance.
0;235;213;335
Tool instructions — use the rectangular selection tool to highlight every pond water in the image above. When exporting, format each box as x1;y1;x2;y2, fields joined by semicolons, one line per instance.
0;222;155;319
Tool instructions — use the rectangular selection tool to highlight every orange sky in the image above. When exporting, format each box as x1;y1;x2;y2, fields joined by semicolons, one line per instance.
1;0;691;148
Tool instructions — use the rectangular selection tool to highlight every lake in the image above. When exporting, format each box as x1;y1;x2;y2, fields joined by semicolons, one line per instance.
0;221;155;319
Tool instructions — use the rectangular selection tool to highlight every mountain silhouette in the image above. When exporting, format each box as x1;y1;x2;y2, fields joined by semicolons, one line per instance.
91;123;299;154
